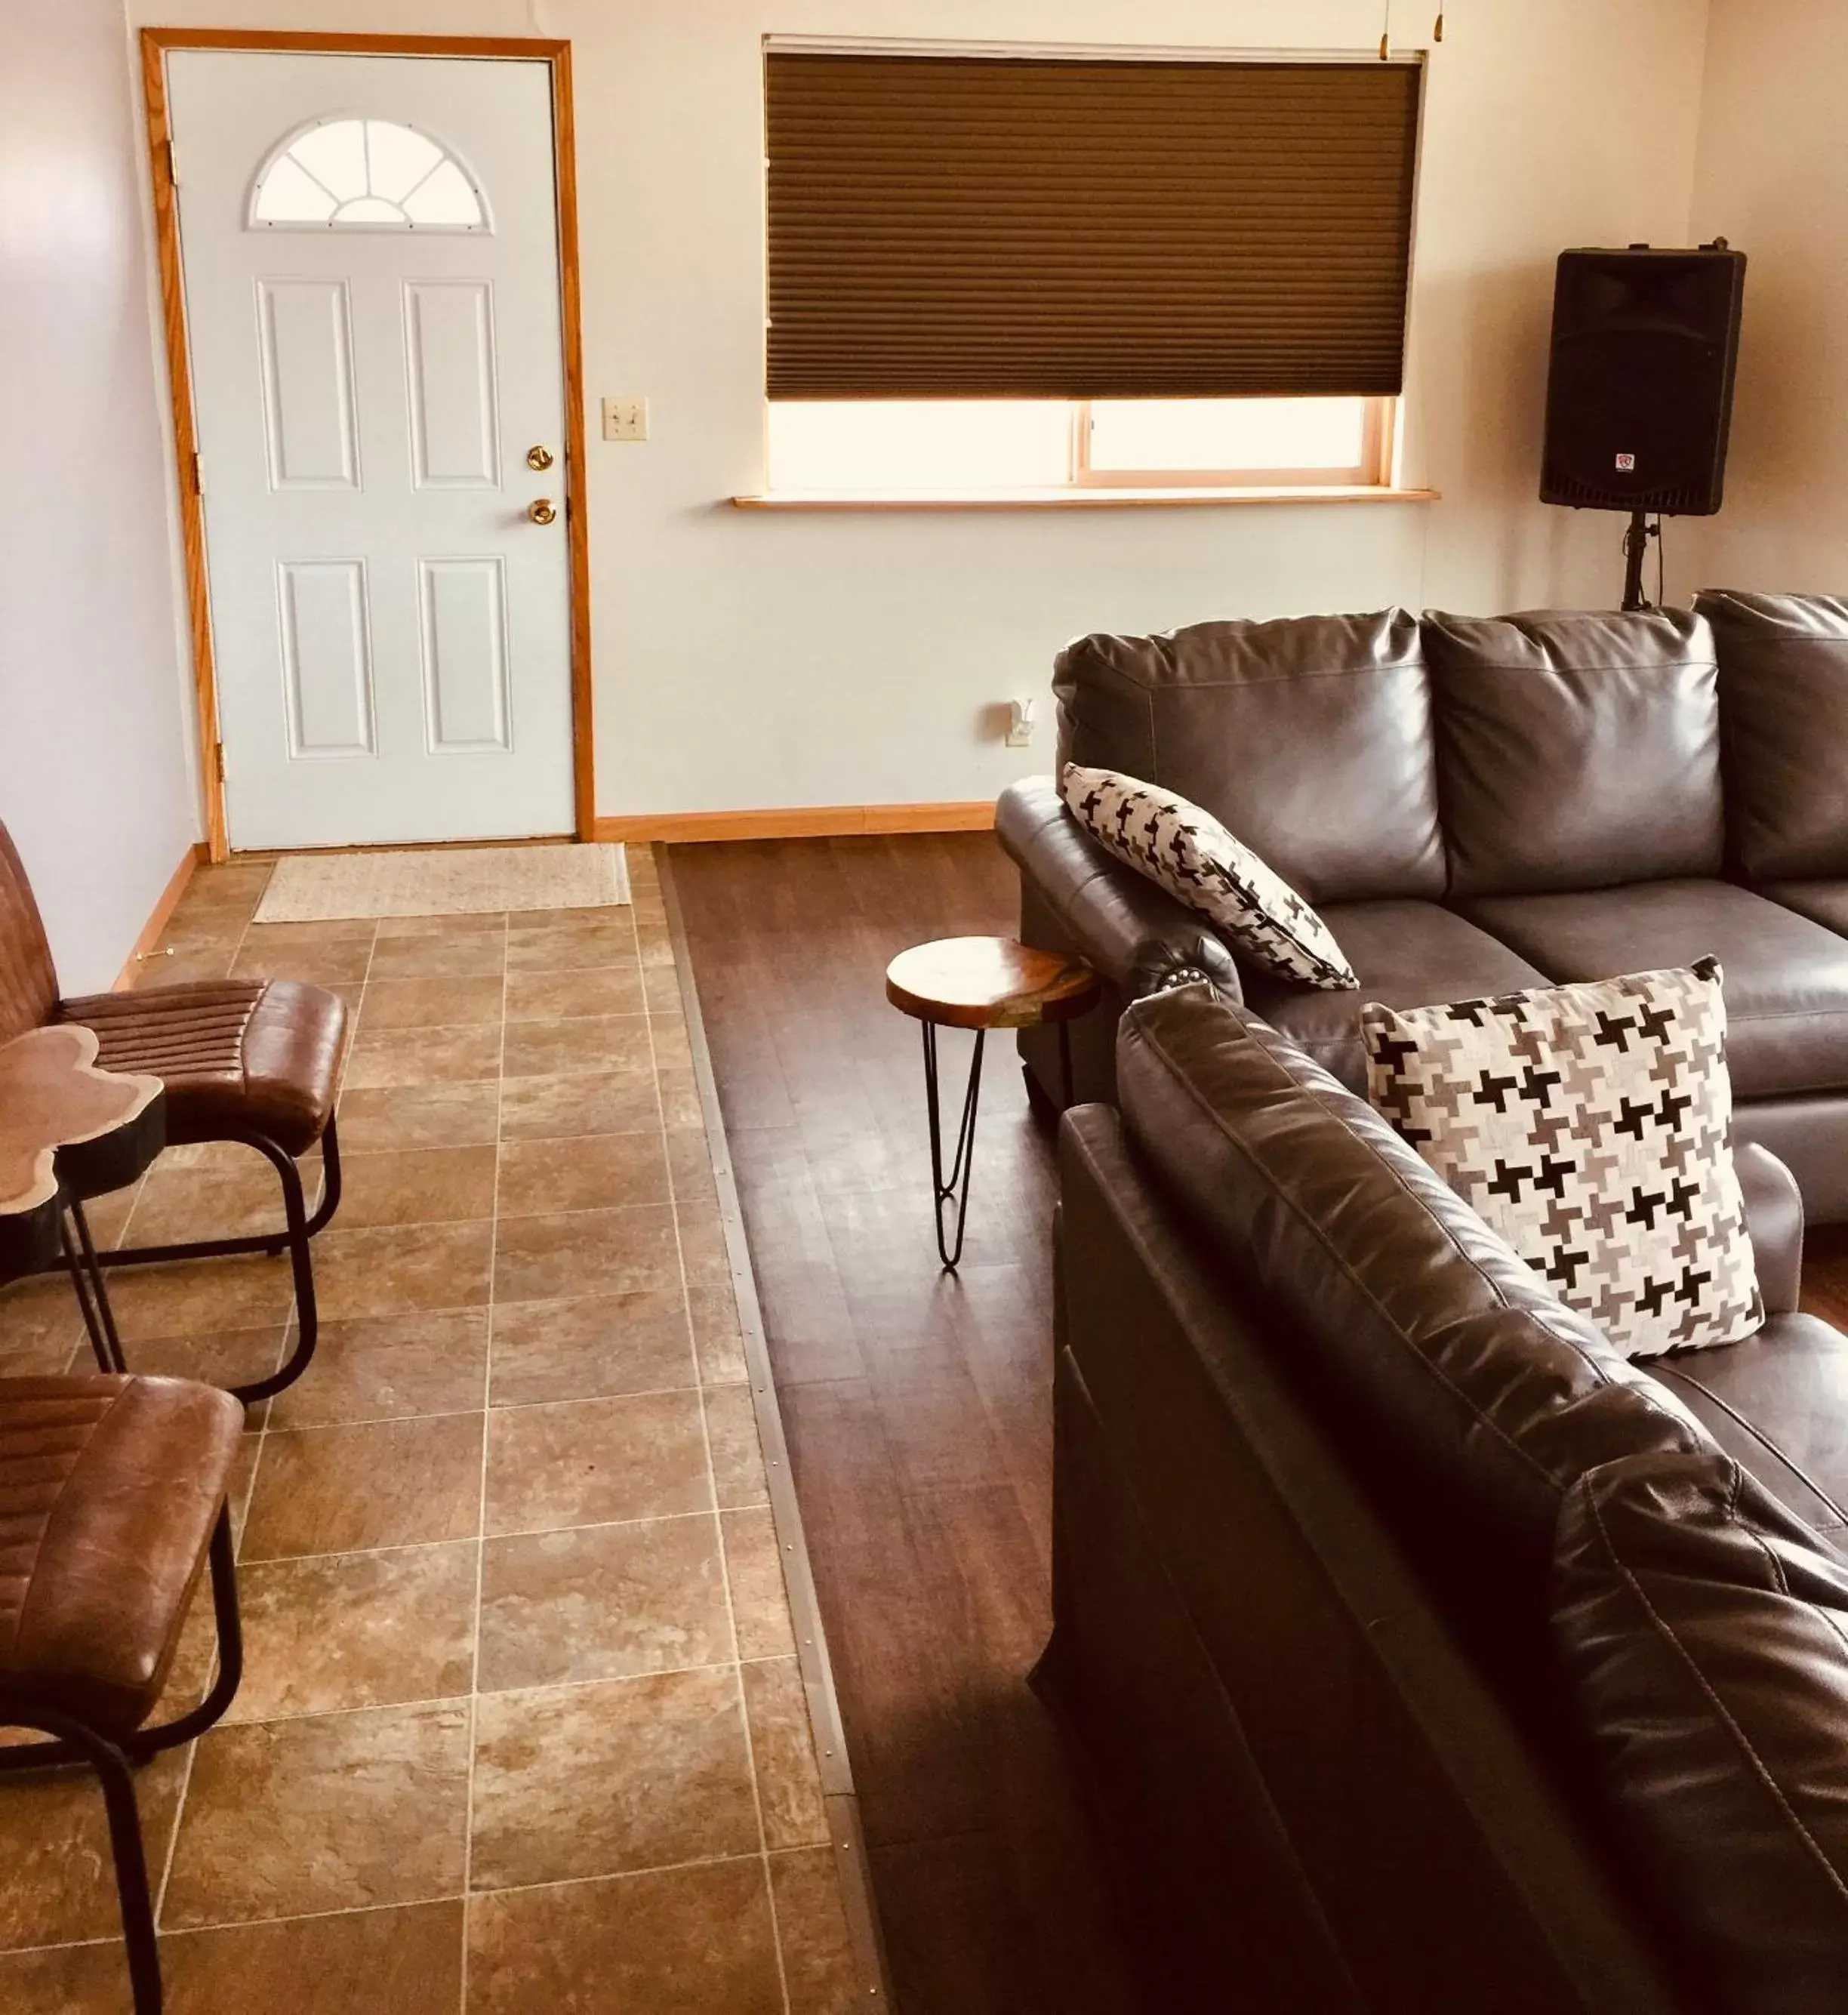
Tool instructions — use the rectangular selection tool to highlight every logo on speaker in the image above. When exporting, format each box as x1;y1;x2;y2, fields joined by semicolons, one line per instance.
1615;452;1637;471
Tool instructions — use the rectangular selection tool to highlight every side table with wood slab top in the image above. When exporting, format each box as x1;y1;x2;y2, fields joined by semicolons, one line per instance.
0;1024;165;1373
885;936;1100;1269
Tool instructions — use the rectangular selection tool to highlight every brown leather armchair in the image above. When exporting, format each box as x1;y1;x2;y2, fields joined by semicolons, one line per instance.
0;824;346;1401
0;1373;246;2014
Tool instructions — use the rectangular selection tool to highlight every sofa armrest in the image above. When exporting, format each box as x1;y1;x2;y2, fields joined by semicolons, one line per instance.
1049;1101;1686;2015
1737;1141;1803;1316
996;777;1242;1001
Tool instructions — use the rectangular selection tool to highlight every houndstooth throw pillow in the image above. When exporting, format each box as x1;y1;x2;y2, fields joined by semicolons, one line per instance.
1362;959;1761;1358
1061;764;1357;991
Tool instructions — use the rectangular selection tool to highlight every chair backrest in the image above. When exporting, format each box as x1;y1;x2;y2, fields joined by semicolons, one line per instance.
0;825;60;1045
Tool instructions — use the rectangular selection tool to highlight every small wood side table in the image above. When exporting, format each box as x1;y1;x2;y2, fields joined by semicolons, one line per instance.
0;1024;165;1373
885;936;1100;1269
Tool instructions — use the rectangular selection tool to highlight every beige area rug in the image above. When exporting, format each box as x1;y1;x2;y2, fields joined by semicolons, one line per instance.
253;841;630;923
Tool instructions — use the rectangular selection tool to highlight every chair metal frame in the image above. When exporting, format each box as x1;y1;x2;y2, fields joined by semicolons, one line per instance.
79;1116;343;1403
0;1506;242;2015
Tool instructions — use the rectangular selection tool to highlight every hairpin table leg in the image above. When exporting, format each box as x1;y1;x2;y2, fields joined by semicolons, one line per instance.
886;936;1100;1272
922;1021;984;1271
61;1208;127;1373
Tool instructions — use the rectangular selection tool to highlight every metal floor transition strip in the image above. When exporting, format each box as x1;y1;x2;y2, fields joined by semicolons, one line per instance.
657;843;896;2007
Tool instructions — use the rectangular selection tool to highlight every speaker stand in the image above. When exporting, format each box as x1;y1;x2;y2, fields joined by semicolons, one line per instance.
1621;508;1659;612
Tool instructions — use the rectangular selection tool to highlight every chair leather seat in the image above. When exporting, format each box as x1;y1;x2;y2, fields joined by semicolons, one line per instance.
1457;878;1848;1100
0;1376;242;1738
1643;1315;1848;1542
60;980;347;1158
1239;899;1551;1092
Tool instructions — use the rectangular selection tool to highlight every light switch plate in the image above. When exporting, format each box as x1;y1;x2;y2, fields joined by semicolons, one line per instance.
602;396;648;442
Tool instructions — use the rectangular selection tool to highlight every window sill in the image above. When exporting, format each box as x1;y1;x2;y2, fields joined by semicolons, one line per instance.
732;484;1440;510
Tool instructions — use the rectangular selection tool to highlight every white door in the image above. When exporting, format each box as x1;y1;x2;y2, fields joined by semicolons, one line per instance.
165;51;574;849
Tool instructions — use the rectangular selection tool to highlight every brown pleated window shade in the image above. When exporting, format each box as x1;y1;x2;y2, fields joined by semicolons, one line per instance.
765;51;1421;401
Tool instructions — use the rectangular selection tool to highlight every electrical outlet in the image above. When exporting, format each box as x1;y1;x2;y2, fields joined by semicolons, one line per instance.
1006;698;1037;748
602;396;648;442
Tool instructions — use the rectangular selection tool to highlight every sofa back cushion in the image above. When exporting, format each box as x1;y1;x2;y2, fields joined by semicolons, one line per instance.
1697;590;1848;880
1554;1448;1848;2015
1052;609;1443;904
1423;609;1723;897
1113;984;1711;1598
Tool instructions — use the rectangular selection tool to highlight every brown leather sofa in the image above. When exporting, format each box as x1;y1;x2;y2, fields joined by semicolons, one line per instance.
1043;983;1848;2015
999;594;1848;1220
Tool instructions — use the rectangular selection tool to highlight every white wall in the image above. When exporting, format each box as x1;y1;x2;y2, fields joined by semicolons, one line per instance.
574;0;1711;815
0;0;199;991
1683;0;1848;594
120;0;1713;821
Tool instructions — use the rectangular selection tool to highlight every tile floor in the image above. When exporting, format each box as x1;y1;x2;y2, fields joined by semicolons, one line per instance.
0;847;864;2013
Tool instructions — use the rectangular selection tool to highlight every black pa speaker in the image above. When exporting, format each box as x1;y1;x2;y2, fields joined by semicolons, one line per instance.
1539;245;1745;515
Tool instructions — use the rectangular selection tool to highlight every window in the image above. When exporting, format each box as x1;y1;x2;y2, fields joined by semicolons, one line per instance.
759;49;1419;498
1083;399;1382;486
251;117;487;231
767;397;1389;494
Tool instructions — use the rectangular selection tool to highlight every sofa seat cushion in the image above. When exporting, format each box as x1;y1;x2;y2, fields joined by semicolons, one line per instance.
1644;1314;1848;1542
1759;879;1848;939
1457;880;1848;1100
1240;900;1548;1092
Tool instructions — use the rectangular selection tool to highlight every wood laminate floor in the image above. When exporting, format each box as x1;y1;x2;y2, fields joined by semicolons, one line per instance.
1799;1227;1848;1327
670;833;1149;2015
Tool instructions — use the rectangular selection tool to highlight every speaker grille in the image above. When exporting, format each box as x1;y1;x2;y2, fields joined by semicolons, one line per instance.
1541;467;1712;515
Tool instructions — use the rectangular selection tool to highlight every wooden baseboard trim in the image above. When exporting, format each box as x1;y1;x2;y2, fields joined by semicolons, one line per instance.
113;842;206;992
594;801;995;845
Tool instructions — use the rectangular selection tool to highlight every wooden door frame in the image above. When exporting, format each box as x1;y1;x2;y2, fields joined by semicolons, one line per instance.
140;29;596;860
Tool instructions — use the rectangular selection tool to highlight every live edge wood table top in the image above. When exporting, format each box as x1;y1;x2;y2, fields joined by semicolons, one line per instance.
884;935;1100;1032
0;1024;165;1283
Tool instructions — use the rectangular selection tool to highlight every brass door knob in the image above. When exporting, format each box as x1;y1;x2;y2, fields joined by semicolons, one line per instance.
527;498;557;525
526;445;555;470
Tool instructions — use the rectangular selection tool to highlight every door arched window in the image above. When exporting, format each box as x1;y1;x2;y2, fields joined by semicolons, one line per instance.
251;116;488;230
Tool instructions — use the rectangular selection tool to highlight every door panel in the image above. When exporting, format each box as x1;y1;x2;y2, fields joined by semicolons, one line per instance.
257;280;362;489
279;559;376;757
405;282;502;490
419;557;513;753
166;51;573;849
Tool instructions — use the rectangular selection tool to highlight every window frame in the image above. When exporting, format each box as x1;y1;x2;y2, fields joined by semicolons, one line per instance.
1067;395;1396;491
